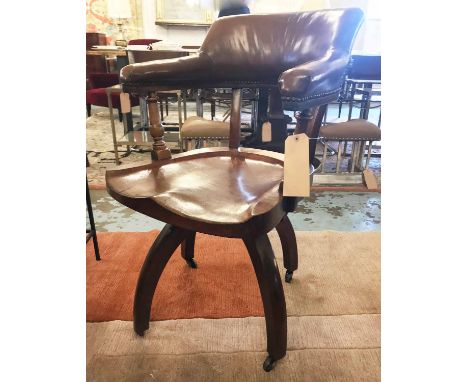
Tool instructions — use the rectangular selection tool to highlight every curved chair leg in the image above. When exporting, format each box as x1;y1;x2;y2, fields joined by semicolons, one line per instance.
276;215;298;283
134;224;190;336
181;231;197;268
243;234;287;372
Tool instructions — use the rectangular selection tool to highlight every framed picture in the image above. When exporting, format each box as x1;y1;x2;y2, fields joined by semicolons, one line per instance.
155;0;217;26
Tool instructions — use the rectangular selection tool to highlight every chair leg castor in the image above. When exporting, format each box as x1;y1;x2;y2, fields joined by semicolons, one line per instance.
186;258;197;269
285;270;293;283
263;356;276;372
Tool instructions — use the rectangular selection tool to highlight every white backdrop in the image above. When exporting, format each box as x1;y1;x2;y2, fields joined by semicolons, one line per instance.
142;0;380;52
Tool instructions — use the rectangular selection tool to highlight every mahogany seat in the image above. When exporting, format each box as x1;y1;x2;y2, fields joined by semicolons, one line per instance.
108;9;364;373
107;148;285;231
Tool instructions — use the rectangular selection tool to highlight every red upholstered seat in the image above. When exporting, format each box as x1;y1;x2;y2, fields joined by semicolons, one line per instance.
86;88;138;110
86;72;139;119
86;38;162;117
128;38;161;46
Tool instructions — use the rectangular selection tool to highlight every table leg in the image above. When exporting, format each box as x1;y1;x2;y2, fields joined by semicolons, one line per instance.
107;90;120;165
182;90;187;121
139;96;148;130
196;89;203;117
177;92;183;150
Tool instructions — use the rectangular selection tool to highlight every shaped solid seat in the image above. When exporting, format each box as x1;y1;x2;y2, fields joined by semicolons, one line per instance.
106;148;286;232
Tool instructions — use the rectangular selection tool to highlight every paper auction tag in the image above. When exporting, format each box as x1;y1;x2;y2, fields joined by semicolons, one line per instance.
120;92;131;113
283;133;310;197
363;169;378;190
261;121;272;142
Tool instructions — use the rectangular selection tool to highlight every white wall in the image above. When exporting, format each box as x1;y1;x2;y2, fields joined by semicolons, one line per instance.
142;0;380;52
141;0;209;44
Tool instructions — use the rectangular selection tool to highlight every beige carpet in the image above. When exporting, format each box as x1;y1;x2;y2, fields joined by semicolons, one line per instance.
87;316;380;381
87;231;380;381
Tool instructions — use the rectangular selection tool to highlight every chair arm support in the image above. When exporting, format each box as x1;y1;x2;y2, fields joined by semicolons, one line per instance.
120;53;215;93
279;53;350;110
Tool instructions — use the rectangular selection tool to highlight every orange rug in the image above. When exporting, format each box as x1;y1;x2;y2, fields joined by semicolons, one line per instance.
87;231;263;322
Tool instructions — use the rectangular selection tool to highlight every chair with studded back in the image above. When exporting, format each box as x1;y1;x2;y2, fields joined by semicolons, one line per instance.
106;9;364;372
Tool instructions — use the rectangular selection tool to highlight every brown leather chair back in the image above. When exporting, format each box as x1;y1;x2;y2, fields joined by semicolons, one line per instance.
121;9;364;111
201;11;362;83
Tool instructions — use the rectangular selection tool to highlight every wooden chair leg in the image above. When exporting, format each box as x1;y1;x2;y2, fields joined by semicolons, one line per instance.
86;177;100;261
118;108;123;123
275;215;298;283
133;224;190;336
243;234;287;372
165;99;169;116
86;103;91;117
181;231;197;268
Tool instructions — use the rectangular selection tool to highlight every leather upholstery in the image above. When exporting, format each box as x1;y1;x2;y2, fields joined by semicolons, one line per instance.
86;73;139;110
181;116;230;138
320;119;381;141
120;9;364;110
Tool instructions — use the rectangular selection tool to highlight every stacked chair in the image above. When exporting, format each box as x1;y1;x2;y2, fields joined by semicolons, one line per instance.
319;53;381;176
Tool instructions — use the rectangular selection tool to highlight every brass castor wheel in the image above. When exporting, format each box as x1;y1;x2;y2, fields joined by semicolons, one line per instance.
285;270;293;283
186;258;197;269
263;356;276;372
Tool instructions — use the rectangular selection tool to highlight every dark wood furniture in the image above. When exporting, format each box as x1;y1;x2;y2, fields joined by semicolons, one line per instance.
86;32;108;76
338;53;381;122
106;9;364;372
86;173;100;261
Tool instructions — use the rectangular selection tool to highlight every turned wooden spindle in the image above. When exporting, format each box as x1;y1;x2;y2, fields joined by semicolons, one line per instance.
229;88;242;149
147;91;171;160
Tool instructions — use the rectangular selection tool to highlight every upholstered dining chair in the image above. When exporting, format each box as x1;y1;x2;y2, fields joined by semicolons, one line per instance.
86;39;161;119
106;9;364;372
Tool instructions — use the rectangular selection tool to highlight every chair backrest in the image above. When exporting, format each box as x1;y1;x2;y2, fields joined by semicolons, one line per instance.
120;9;364;111
127;49;189;64
201;9;363;82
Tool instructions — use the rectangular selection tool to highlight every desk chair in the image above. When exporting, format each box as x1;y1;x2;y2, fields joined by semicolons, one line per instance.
107;9;364;371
